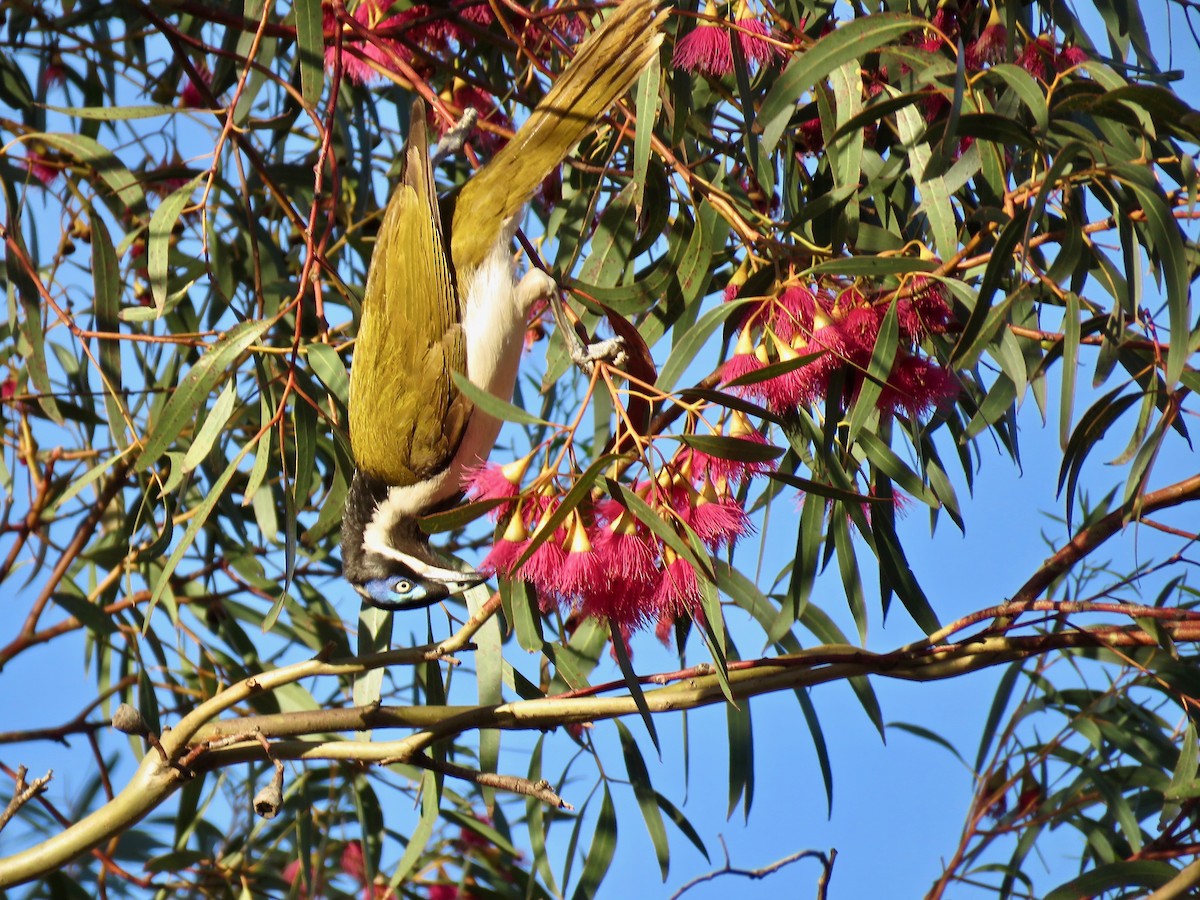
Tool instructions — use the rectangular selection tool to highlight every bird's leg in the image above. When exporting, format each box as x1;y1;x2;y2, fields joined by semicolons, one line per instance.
518;270;628;373
431;107;479;166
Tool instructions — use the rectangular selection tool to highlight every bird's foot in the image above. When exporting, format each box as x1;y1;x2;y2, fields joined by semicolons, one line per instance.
431;107;479;165
572;335;629;372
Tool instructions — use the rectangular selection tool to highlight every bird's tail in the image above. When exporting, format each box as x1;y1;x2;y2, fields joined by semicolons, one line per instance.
451;0;663;262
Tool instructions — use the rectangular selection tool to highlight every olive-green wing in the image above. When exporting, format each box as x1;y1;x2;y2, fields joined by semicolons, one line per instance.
451;0;663;271
349;100;471;486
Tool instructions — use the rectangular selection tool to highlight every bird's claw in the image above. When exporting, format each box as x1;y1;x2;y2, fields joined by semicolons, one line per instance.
571;335;629;373
431;107;478;165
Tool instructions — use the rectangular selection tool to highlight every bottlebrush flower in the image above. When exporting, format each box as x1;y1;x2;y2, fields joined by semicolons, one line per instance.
480;508;529;576
1018;35;1087;80
768;285;818;343
324;0;411;85
655;551;702;618
672;1;734;76
557;514;603;600
686;482;753;550
719;326;767;384
878;354;959;417
179;61;212;108
684;414;777;485
966;8;1007;69
897;274;954;340
733;2;783;66
463;457;530;505
25;152;58;186
454;0;494;26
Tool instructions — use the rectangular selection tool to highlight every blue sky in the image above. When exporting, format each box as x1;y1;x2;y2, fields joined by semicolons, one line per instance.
3;2;1199;897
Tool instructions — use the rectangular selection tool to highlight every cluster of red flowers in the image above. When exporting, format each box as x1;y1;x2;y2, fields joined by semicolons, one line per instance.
672;1;784;76
720;275;959;419
467;425;770;641
321;0;587;85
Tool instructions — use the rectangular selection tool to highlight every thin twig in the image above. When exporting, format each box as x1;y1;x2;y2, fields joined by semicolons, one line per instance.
669;835;835;899
404;752;574;810
0;767;52;834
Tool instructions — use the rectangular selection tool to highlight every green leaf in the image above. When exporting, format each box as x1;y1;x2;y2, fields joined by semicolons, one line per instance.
677;433;784;464
726;678;754;822
45;104;181;121
760;14;924;154
615;721;670;880
307;343;349;403
632;56;661;215
37;131;147;216
846;299;899;442
90;215;128;448
450;370;549;426
391;770;440;884
975;661;1023;771
294;0;325;106
148;436;257;626
579;181;639;288
611;621;660;754
136;319;271;472
182;381;237;473
1043;861;1177;900
894;91;958;259
570;785;617;900
147;174;203;313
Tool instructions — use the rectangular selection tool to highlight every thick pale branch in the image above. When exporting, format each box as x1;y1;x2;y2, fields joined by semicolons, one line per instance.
2;608;1196;887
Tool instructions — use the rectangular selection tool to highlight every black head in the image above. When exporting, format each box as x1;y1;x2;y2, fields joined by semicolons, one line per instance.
342;469;485;610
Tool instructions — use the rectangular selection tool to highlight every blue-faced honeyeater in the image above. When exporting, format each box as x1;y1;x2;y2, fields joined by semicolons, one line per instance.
341;0;664;610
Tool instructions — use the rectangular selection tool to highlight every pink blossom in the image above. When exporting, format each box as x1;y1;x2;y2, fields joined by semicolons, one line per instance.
25;152;58;186
734;17;783;66
462;458;527;505
324;0;411;85
341;840;366;883
686;493;753;550
455;1;494;26
897;276;953;340
966;22;1007;69
479;510;529;576
768;285;818;342
879;355;959;417
672;16;734;77
655;556;701;620
179;62;212;108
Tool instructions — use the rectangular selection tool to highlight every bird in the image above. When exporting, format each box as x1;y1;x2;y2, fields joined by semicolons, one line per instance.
340;0;664;610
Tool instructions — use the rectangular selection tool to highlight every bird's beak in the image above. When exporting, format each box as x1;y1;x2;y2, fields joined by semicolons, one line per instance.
434;568;488;596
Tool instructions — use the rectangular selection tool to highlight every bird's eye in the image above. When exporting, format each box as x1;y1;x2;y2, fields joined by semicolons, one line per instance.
393;579;413;594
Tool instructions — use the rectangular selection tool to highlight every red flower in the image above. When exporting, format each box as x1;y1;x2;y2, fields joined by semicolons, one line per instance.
966;22;1007;69
455;1;494;26
341;840;366;883
179;61;212;108
25;152;58;186
480;509;529;576
686;489;753;550
673;1;734;76
897;275;953;340
463;457;529;506
769;285;818;343
673;23;733;76
324;0;412;85
428;885;459;900
733;11;783;67
879;354;959;417
653;554;702;643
